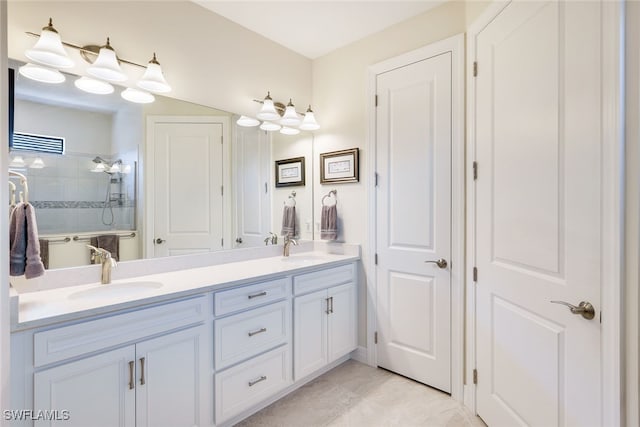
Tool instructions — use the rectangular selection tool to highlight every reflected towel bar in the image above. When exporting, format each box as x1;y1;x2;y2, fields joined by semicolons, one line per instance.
73;232;136;242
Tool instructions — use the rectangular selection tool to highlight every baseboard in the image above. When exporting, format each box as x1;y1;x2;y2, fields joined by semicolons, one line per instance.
350;346;368;364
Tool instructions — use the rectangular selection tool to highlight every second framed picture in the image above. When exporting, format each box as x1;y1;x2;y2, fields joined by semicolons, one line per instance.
275;157;306;187
320;148;359;184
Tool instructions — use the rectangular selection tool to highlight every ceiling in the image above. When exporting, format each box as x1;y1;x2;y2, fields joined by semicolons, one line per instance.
194;1;445;59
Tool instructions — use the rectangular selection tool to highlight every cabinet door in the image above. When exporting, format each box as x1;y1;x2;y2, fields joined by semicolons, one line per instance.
328;282;357;363
34;346;135;427
135;325;211;427
293;289;328;380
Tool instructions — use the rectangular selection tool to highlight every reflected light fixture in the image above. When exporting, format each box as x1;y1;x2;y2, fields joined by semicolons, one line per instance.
30;157;45;169
74;76;114;95
260;121;281;132
280;99;301;126
18;63;65;84
9;156;26;168
25;18;74;69
121;87;155;104
137;53;171;93
256;92;281;121
280;127;300;135
90;162;106;173
299;105;320;131
236;116;260;127
87;38;127;82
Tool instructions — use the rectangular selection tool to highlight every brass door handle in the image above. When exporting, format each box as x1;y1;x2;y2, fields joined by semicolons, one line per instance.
425;258;448;269
550;300;595;320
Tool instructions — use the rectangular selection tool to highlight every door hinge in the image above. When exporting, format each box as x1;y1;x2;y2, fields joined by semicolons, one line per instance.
375;94;378;107
221;186;224;196
221;238;224;246
473;61;478;77
473;161;478;180
375;253;378;265
374;172;379;187
473;369;478;384
220;135;223;144
473;267;478;282
374;331;378;344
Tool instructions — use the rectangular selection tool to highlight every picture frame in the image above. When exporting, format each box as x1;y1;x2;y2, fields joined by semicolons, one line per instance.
275;156;306;187
320;148;359;184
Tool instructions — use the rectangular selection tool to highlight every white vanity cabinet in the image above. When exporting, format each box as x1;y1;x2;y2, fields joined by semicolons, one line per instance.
293;264;357;381
13;296;212;427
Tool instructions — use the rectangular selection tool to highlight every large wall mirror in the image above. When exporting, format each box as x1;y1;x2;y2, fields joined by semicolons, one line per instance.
8;55;314;270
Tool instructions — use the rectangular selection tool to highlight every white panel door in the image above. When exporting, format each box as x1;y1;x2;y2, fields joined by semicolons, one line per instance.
135;325;209;427
293;289;328;380
153;121;223;257
234;126;271;248
34;346;135;427
474;2;602;426
376;52;452;392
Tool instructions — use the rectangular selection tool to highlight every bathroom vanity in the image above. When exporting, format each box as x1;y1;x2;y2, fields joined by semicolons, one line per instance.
9;246;359;426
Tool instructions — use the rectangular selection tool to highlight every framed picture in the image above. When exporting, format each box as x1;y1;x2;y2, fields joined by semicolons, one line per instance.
275;157;306;187
320;148;359;184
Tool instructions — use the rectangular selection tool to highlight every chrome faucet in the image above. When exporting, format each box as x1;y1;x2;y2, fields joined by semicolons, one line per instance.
263;232;278;246
283;236;298;257
87;245;117;284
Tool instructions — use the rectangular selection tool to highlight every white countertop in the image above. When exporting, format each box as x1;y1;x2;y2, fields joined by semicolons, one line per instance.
12;251;359;332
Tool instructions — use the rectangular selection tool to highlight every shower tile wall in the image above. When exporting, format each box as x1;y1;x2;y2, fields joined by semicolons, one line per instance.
15;154;135;233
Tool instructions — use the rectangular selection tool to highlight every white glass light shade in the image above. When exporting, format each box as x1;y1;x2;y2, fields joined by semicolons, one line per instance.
25;22;74;69
236;116;260;127
75;77;114;95
121;88;155;104
299;106;320;131
9;156;26;168
280;127;300;135
19;63;65;84
260;121;281;132
256;93;280;121
121;164;132;174
108;163;121;173
87;40;126;82
30;157;45;169
90;163;106;173
280;103;301;127
137;56;171;93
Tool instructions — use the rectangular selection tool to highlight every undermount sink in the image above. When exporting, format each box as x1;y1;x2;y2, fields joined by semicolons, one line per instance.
280;255;327;265
68;281;164;301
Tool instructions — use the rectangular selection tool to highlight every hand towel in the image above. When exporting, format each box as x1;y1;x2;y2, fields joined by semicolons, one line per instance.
89;234;120;262
10;203;45;278
281;205;296;238
320;204;338;240
39;239;49;270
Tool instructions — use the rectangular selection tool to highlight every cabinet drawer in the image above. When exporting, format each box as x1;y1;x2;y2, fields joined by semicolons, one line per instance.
215;300;290;370
215;345;291;424
34;295;208;367
293;263;355;295
214;277;290;316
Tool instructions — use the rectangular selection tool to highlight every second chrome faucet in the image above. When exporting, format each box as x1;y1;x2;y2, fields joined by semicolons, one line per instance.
87;245;117;284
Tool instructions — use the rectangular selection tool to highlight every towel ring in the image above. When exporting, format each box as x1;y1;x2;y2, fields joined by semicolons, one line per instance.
285;190;296;207
322;189;337;206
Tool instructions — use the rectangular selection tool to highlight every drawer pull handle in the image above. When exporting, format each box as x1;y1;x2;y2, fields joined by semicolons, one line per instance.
248;327;267;337
248;291;267;300
140;357;146;386
128;361;135;390
248;375;267;387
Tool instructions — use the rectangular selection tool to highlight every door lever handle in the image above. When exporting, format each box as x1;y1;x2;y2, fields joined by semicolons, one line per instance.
550;300;595;320
424;258;448;269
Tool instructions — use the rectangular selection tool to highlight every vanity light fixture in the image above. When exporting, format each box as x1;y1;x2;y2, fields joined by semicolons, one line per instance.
280;127;300;136
256;92;281;121
237;116;261;127
18;63;65;84
90;162;106;173
280;99;301;127
299;105;320;131
121;88;155;104
87;38;127;82
74;76;114;95
260;121;282;132
137;53;171;93
9;155;26;168
25;18;74;69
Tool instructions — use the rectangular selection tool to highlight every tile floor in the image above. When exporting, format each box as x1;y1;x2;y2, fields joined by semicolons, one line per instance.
238;360;487;427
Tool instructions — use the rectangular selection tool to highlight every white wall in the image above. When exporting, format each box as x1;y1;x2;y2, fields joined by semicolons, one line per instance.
310;0;489;346
7;1;312;118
